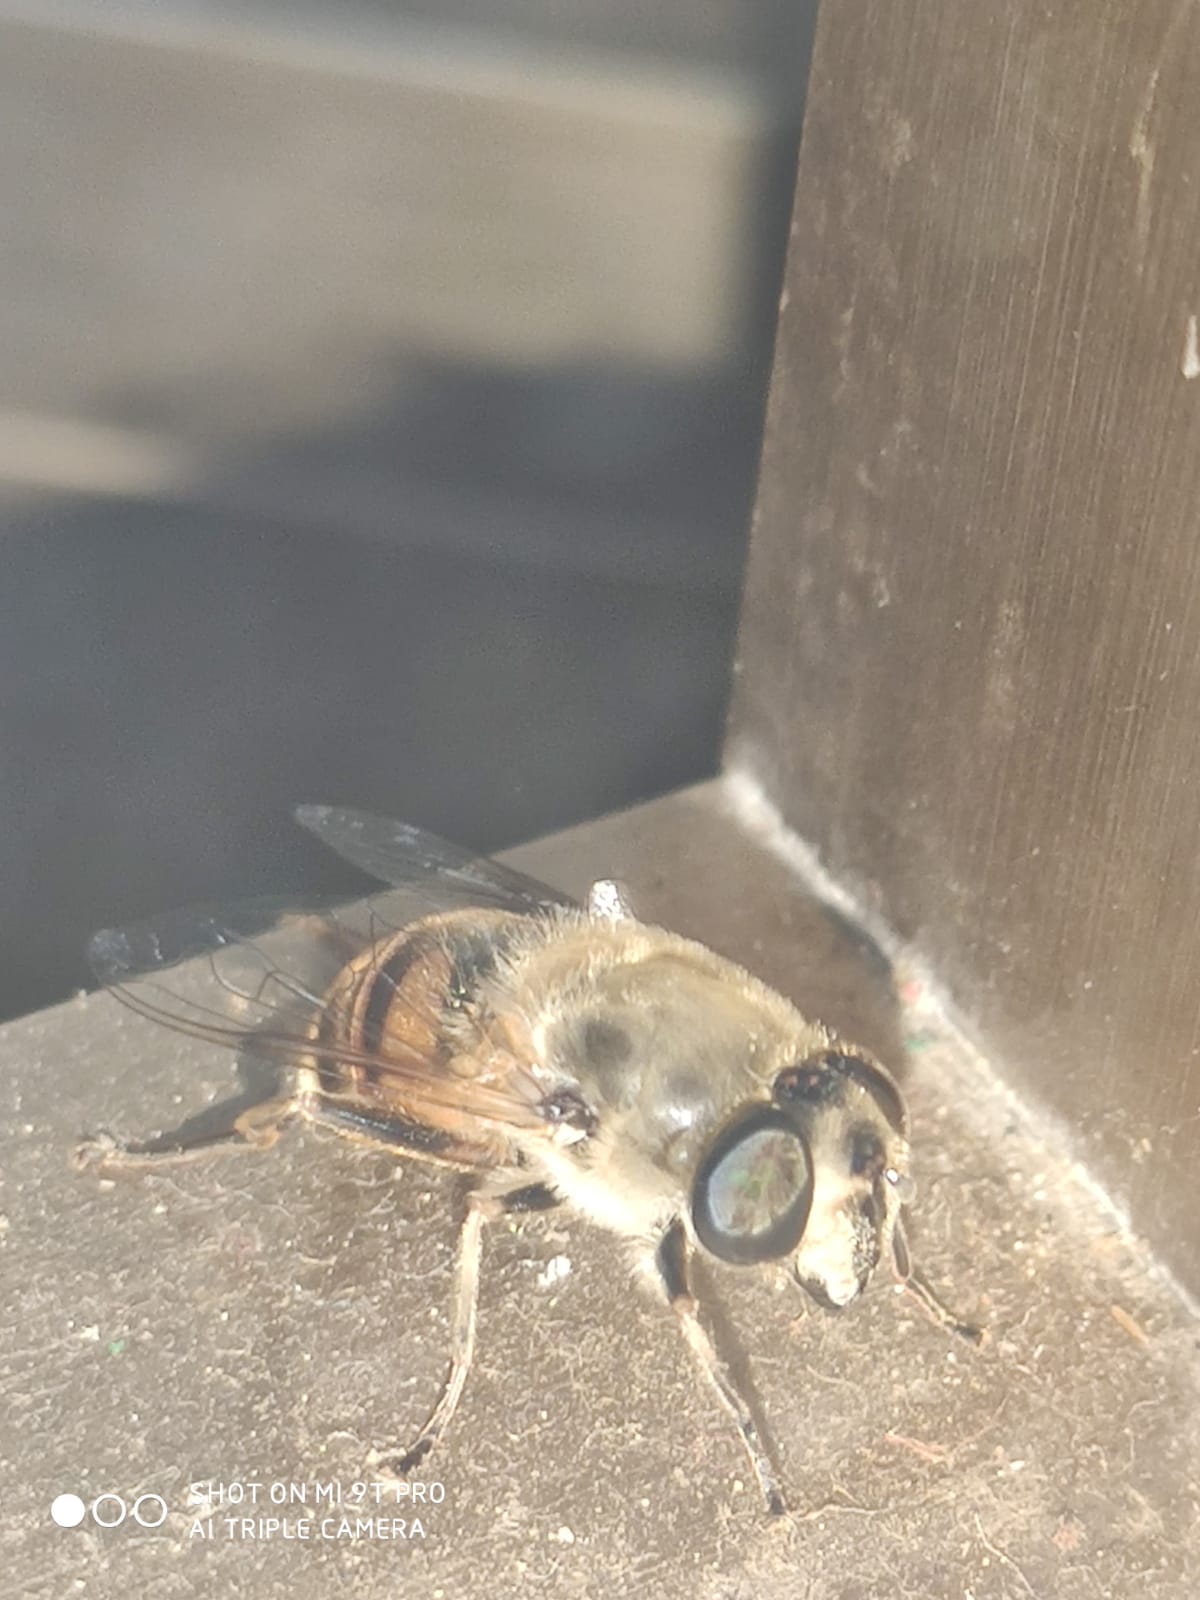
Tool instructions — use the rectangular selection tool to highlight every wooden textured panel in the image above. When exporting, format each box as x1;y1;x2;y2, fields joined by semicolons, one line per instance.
730;0;1200;1291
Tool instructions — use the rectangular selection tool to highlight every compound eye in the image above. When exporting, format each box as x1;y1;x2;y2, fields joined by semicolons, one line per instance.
691;1108;814;1265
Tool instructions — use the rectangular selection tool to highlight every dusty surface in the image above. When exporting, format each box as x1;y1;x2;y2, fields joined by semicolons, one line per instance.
2;780;1198;1597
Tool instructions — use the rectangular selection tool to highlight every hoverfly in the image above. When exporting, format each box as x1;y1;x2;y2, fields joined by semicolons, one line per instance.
76;806;982;1516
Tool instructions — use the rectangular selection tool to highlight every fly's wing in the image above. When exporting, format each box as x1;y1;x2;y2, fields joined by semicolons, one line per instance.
294;806;575;913
87;885;561;1146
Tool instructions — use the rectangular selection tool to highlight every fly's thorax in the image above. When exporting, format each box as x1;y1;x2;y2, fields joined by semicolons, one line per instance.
517;918;823;1115
493;912;834;1234
489;914;913;1277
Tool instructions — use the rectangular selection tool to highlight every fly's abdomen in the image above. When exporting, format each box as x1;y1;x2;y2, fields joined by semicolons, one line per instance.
307;908;531;1132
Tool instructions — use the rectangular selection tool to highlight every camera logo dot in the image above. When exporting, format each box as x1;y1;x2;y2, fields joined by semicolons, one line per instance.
50;1494;86;1528
51;1492;169;1529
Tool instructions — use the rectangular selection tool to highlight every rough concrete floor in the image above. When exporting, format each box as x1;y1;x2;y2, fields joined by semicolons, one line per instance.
2;780;1198;1598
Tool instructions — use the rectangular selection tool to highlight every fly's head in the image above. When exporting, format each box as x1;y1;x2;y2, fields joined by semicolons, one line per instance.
690;1047;912;1310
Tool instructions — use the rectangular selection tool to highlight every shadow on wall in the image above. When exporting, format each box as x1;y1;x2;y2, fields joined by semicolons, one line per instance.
0;2;816;1021
0;357;753;1024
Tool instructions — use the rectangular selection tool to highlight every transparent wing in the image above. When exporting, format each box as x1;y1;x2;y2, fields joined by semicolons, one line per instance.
88;890;554;1132
294;806;575;912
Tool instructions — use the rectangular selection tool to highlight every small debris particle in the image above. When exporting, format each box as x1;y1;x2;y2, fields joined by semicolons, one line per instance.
1110;1303;1149;1344
1052;1517;1084;1553
536;1255;572;1290
883;1432;950;1464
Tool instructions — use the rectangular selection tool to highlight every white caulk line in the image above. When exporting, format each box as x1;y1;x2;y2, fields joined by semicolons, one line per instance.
1183;313;1200;380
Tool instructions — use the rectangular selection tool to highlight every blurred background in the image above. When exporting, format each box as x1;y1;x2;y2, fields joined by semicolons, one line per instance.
0;0;815;1023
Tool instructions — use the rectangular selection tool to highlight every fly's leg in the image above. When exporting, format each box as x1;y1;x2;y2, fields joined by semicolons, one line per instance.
891;1217;986;1346
305;1099;485;1167
655;1220;786;1518
369;1181;561;1479
370;1197;486;1479
72;1093;297;1174
900;1264;987;1347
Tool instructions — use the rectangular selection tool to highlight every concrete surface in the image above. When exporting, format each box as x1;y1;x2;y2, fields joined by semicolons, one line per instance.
2;780;1198;1597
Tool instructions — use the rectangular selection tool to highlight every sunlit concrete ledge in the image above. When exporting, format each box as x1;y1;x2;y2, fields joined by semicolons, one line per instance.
3;780;1197;1598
